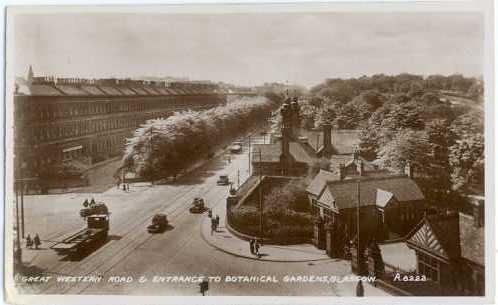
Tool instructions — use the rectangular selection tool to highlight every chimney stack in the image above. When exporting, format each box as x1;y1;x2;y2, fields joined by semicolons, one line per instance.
469;196;484;227
280;103;291;160
339;163;346;180
323;123;332;152
404;161;413;178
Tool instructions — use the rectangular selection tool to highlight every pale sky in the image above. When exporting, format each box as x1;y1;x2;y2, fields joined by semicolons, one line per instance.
12;12;483;87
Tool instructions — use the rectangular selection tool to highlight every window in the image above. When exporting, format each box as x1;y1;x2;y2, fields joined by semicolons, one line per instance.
418;252;440;282
377;208;385;225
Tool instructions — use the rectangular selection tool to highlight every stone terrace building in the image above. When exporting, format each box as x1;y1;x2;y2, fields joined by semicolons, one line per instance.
14;68;231;191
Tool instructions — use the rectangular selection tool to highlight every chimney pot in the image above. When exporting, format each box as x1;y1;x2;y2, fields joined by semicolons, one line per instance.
339;163;346;180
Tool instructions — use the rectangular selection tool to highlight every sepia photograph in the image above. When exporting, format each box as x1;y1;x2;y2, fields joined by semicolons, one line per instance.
3;1;494;304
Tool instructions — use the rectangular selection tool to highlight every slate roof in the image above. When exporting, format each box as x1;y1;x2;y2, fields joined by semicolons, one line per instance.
81;85;105;95
98;86;123;95
302;129;361;155
306;169;340;196
289;142;315;163
17;80;222;97
426;214;461;259
130;87;149;95
319;175;424;210
459;213;485;266
117;87;137;95
252;141;317;164
29;84;63;96
252;144;281;163
54;85;88;96
142;86;160;95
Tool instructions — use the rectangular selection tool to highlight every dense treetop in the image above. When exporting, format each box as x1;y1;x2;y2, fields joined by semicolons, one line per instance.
304;73;484;203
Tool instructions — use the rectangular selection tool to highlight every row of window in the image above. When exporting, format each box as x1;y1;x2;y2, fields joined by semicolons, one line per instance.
30;133;127;170
30;112;170;143
17;96;219;121
418;252;440;282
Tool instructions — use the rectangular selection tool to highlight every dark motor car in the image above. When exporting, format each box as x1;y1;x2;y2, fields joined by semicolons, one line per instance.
217;175;230;186
147;213;169;233
189;198;206;213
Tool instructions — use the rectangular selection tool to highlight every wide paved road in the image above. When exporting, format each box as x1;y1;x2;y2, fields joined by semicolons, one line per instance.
19;132;387;297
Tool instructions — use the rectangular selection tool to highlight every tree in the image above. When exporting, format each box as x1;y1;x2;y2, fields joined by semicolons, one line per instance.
376;129;432;176
123;97;276;180
448;111;484;192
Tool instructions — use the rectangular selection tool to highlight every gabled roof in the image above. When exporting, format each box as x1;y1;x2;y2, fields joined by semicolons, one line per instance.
376;189;394;208
406;213;480;264
289;142;315;163
306;169;340;196
459;213;484;266
324;175;424;210
316;185;336;209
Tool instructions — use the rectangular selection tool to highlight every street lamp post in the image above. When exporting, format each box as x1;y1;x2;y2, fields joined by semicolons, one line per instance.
14;181;22;269
258;150;263;238
149;126;155;186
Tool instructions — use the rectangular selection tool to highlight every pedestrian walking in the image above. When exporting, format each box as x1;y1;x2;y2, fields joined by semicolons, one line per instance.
122;184;126;191
356;280;364;297
127;184;130;191
211;218;216;235
215;215;220;230
26;234;33;249
249;239;255;254
33;233;41;250
208;208;212;218
255;240;261;258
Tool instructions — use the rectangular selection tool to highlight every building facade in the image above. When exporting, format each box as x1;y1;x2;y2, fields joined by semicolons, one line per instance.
14;70;229;191
406;197;484;296
307;174;426;259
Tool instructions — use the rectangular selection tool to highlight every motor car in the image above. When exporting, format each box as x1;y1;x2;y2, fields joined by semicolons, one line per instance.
217;175;230;185
189;197;206;213
147;213;169;233
229;141;243;153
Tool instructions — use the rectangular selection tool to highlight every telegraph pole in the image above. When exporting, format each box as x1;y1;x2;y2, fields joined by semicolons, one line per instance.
14;181;22;268
356;180;361;273
150;126;154;186
248;135;251;174
237;169;240;189
20;164;25;238
258;150;263;237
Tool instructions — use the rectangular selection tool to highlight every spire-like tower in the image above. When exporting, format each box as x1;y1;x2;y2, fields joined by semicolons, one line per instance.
27;65;34;83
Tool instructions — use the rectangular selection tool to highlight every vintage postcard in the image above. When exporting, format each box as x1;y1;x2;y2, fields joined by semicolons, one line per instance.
3;1;495;304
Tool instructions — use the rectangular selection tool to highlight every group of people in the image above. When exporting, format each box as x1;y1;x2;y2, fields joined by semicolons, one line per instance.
209;209;220;235
82;198;96;207
117;181;130;191
249;239;262;257
25;233;41;250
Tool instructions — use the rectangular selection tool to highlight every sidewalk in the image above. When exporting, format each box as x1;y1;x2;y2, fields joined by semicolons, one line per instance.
200;204;331;262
